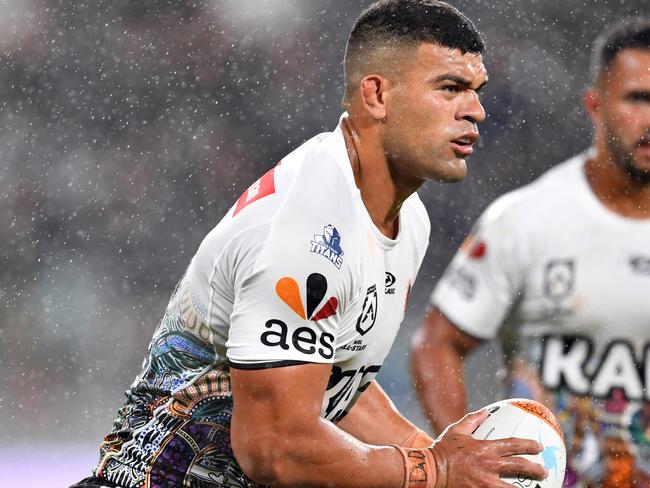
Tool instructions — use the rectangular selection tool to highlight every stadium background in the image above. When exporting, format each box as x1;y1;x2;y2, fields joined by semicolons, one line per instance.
1;0;646;485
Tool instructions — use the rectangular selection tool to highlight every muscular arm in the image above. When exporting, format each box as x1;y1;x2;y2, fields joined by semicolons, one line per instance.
336;380;434;447
411;307;481;434
231;363;405;487
232;360;546;488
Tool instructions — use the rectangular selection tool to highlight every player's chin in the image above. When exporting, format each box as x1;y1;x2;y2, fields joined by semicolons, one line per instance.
430;157;468;183
627;154;650;182
633;155;650;171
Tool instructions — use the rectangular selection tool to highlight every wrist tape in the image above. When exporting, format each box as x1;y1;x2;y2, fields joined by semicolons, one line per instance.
392;445;446;488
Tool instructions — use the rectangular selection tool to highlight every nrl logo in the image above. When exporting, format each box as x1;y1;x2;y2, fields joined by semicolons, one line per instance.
543;259;575;301
310;224;344;269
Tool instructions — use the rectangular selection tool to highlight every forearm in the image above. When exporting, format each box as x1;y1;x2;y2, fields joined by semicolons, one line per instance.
257;416;408;488
412;340;468;435
232;363;546;488
337;381;434;447
231;365;430;487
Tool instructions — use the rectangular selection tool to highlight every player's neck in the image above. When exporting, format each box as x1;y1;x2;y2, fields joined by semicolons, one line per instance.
341;116;419;239
585;151;650;220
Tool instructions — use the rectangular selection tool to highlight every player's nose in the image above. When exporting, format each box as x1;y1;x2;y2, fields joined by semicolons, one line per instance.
460;91;486;125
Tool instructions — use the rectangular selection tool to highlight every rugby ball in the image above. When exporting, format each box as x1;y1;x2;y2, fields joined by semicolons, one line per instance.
471;398;566;488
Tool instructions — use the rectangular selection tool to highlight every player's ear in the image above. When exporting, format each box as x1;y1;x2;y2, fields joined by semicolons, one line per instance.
583;87;600;124
359;74;388;121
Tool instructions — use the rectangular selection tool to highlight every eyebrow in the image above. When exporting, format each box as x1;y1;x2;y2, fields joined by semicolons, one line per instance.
434;74;488;92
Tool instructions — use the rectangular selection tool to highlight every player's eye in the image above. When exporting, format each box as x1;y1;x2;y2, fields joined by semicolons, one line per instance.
625;91;650;103
442;85;460;93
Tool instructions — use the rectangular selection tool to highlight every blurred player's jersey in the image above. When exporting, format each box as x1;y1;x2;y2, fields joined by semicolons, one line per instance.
95;118;429;487
433;151;650;488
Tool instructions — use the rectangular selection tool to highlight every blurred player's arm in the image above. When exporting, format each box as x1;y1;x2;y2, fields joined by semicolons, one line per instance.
231;362;545;487
411;307;481;435
336;380;434;447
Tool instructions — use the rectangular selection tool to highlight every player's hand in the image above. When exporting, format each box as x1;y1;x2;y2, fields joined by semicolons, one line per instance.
428;409;548;488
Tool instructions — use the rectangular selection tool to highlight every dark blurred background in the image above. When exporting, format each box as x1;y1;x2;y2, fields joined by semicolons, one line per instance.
1;0;646;484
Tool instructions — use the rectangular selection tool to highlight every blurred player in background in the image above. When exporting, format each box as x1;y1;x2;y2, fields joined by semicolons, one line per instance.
412;17;650;488
71;1;547;487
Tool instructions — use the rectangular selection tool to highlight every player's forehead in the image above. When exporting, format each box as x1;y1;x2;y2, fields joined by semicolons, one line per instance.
411;42;488;85
605;48;650;88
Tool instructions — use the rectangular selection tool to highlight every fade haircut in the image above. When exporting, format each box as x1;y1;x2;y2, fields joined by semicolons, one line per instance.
590;17;650;84
343;0;485;103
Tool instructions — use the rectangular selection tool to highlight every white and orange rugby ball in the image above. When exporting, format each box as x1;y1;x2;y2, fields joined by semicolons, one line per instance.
471;398;566;488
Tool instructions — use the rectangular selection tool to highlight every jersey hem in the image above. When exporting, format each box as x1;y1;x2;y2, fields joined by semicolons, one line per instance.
228;359;318;370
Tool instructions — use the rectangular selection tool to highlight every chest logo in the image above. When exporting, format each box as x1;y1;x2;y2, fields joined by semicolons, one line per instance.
356;284;378;336
630;255;650;275
543;259;575;301
385;272;396;295
310;224;344;269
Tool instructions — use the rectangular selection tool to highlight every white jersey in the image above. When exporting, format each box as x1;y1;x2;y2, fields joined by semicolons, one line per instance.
432;151;650;486
183;120;429;419
96;119;428;487
150;118;428;417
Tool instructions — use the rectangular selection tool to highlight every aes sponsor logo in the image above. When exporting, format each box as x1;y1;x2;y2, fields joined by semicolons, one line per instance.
260;273;338;359
261;320;334;359
310;224;344;268
541;334;650;401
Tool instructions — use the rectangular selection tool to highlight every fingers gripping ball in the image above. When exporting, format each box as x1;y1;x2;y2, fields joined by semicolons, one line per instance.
471;398;566;488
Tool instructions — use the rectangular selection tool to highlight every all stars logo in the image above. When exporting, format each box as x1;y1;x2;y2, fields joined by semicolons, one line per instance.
356;284;378;336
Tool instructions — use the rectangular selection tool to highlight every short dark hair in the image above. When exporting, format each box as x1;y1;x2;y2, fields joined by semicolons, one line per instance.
344;0;485;101
591;17;650;83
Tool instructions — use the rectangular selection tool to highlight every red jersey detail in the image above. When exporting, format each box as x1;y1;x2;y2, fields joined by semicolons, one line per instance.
312;297;338;321
469;241;487;259
233;168;276;216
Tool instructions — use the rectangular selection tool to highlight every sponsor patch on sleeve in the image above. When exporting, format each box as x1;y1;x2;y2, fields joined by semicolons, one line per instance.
233;168;276;216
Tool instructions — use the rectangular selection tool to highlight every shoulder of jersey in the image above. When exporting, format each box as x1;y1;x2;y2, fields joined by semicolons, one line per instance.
481;154;584;228
230;130;357;224
279;130;358;207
